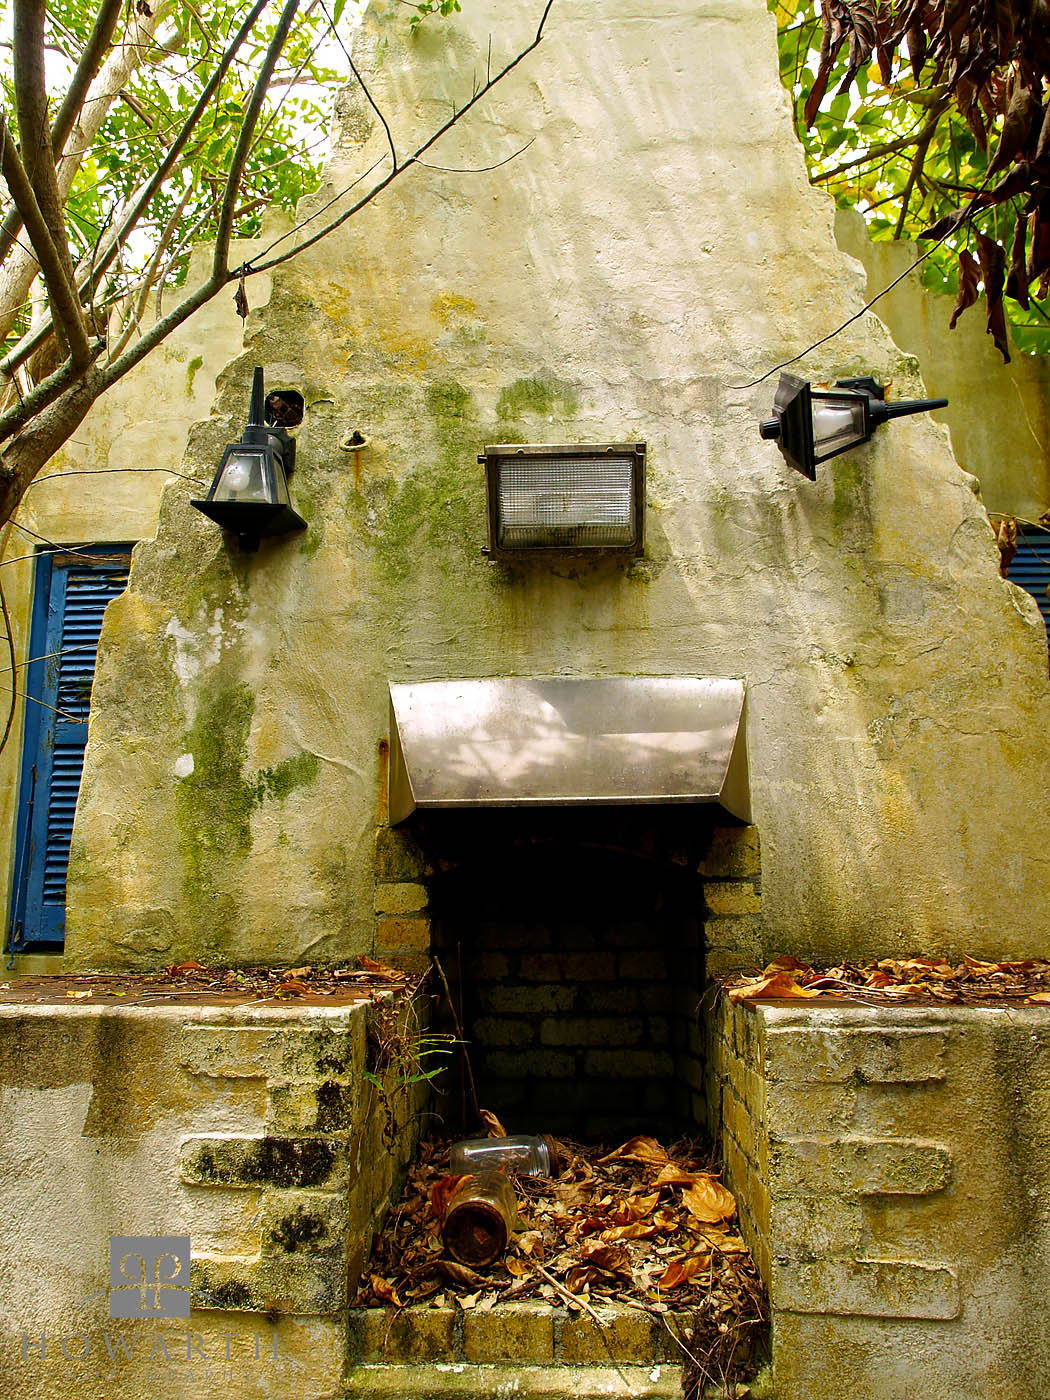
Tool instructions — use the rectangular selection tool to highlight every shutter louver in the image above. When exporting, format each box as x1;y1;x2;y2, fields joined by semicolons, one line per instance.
1009;534;1050;642
10;549;130;950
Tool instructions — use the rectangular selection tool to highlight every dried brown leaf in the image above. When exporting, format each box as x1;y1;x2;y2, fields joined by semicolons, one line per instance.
274;978;310;997
657;1252;711;1290
975;228;1010;362
370;1274;404;1308
681;1178;737;1224
949;249;981;330
597;1136;669;1166
429;1173;472;1223
727;972;820;1002
478;1108;508;1137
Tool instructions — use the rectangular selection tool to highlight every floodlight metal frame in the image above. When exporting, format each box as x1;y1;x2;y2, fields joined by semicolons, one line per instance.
480;442;647;558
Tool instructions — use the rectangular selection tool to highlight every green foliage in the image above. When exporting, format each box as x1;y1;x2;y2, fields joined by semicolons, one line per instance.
771;0;1050;357
409;1;464;27
0;0;348;311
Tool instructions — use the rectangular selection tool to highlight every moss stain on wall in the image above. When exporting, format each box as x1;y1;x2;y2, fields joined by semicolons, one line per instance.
175;683;256;926
496;372;579;424
185;355;204;397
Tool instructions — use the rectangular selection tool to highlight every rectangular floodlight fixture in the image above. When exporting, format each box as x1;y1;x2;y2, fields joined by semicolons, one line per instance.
480;443;646;556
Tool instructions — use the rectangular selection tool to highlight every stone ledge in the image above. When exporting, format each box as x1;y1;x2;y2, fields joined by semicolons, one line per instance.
341;1362;685;1398
774;1258;961;1320
191;1250;349;1315
769;1137;953;1197
764;1027;947;1084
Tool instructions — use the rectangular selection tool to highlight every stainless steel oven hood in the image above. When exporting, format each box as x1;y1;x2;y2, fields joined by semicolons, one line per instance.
388;677;750;825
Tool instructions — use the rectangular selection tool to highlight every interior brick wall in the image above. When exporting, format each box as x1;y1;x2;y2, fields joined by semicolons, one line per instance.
373;809;763;1144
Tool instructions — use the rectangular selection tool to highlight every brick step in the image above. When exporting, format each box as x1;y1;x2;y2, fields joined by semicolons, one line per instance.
345;1303;768;1398
347;1301;684;1368
342;1361;685;1398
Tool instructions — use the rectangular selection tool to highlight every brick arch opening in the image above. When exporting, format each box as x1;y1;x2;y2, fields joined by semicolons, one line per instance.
373;808;762;1143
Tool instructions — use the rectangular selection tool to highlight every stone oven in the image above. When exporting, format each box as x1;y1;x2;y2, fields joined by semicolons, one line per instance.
374;676;761;1141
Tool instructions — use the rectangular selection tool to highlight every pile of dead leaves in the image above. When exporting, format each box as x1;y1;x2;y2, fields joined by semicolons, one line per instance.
723;953;1050;1006
357;1133;766;1381
0;955;412;1006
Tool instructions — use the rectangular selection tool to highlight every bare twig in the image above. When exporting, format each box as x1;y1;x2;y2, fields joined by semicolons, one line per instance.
431;954;480;1123
320;0;398;172
530;1262;606;1326
0;571;16;756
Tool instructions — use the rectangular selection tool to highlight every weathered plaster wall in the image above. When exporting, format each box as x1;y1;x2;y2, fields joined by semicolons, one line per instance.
0;996;422;1399
0;237;272;949
835;208;1050;518
66;0;1050;968
712;1000;1050;1400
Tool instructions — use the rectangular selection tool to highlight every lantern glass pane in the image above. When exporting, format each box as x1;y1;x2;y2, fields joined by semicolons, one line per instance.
497;456;636;548
811;398;867;459
212;448;271;503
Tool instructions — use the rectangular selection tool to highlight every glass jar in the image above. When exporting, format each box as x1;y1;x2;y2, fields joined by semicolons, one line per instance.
441;1170;520;1266
449;1133;559;1178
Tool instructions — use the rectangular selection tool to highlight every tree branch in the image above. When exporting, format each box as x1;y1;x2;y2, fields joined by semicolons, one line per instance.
12;0;83;312
0;115;91;370
212;0;301;282
50;0;125;160
810;105;947;185
0;0;124;272
0;0;272;379
894;121;936;239
0;2;162;348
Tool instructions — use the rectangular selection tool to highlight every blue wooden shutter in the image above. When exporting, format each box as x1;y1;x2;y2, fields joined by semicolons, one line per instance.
1010;533;1050;644
9;548;131;953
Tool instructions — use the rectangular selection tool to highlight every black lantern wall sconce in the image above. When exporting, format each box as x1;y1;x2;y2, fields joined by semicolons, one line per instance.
759;372;948;480
192;366;306;551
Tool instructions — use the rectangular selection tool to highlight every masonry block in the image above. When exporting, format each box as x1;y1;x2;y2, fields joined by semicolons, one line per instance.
484;1049;575;1078
706;947;760;978
375;916;431;954
774;1258;961;1320
267;1079;361;1134
348;1306;456;1362
277;1024;362;1080
769;1195;863;1259
559;1307;658;1363
617;951;668;980
770;1138;952;1197
374;882;429;915
584;1048;674;1078
764;1082;857;1139
463;1304;555;1363
764;1028;947;1085
704;915;763;959
178;1025;281;1079
374;826;429;881
697;826;762;879
261;1190;347;1256
480;984;577;1014
704;881;762;916
520;952;617;981
540;1017;644;1047
473;1016;536;1047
